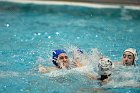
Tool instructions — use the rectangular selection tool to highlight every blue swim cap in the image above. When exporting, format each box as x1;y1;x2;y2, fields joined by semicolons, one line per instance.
52;49;66;66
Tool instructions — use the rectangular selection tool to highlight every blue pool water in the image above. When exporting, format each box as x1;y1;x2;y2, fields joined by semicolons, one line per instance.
0;1;140;93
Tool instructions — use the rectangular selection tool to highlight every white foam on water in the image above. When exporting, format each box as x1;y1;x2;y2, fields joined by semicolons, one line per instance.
0;61;11;66
120;8;133;21
0;71;19;78
104;65;140;88
107;79;140;88
45;66;92;77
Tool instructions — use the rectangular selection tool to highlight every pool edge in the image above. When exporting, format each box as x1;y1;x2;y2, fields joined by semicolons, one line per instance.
1;0;140;10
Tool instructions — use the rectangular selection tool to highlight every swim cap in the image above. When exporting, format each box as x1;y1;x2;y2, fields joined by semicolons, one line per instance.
124;48;138;62
98;57;113;76
52;49;66;66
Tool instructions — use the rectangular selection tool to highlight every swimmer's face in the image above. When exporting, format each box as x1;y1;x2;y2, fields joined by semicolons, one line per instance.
57;53;69;68
122;51;135;66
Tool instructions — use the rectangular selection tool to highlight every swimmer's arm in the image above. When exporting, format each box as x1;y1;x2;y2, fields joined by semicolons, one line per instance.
84;72;98;80
73;61;97;79
38;65;49;73
73;60;84;67
38;65;58;73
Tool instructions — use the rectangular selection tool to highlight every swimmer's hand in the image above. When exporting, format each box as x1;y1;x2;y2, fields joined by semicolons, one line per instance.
73;60;83;67
101;78;109;85
38;65;48;73
86;72;97;80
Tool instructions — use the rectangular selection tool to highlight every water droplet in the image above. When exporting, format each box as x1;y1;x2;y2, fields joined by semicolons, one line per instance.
20;89;23;91
128;29;133;32
126;90;131;93
77;37;80;39
6;24;9;27
31;38;34;40
112;55;116;57
34;32;41;36
48;36;51;39
21;77;25;80
95;35;98;37
56;32;59;35
38;33;41;35
4;85;7;88
45;32;48;35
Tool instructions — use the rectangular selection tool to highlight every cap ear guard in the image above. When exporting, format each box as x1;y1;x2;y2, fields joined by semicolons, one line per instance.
98;57;113;76
134;50;138;62
52;57;58;66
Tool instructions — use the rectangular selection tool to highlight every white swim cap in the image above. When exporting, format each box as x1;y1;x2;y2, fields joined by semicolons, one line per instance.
98;57;113;76
124;48;138;62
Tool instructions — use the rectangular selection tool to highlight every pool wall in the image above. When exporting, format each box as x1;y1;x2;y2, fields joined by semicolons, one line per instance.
42;0;140;5
1;0;140;10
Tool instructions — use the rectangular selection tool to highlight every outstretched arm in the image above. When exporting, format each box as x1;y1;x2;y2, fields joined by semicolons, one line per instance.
85;72;98;80
73;60;83;67
38;65;49;73
38;65;59;73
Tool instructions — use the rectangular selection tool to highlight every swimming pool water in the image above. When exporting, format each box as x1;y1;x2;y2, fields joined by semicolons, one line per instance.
0;1;140;93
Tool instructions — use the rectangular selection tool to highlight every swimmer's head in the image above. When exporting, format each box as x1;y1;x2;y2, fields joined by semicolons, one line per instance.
52;49;66;66
123;48;138;66
98;57;113;76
